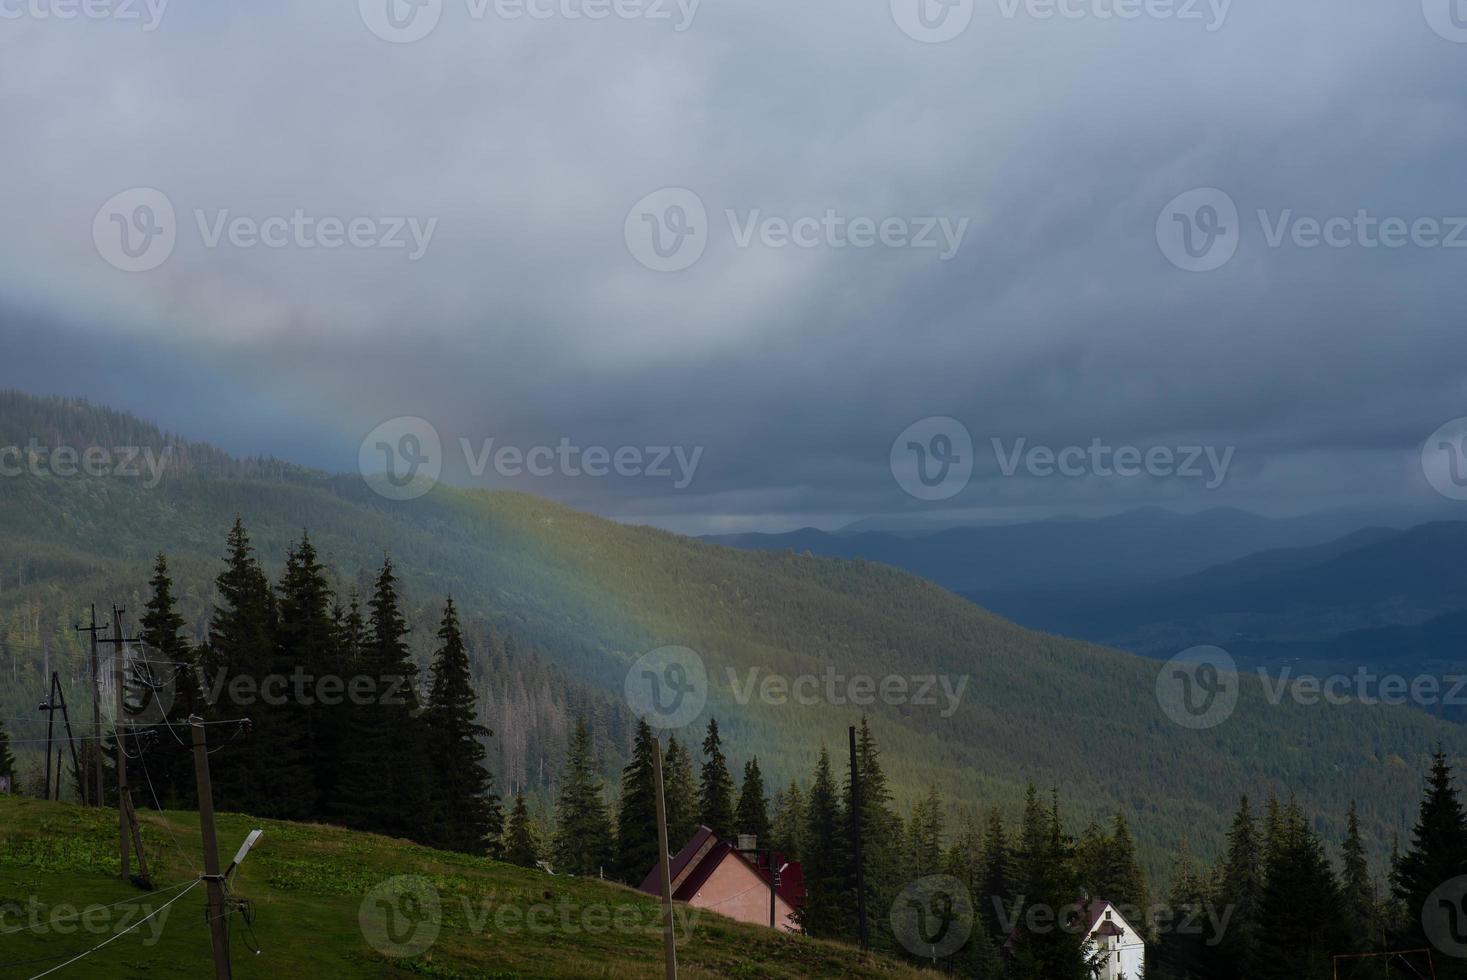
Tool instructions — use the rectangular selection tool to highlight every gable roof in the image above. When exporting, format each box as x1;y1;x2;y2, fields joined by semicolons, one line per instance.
637;825;805;909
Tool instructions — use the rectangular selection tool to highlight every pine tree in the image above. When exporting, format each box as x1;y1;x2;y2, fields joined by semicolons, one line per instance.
735;757;770;844
798;746;848;939
1212;795;1265;977
422;598;502;854
615;719;660;884
1008;787;1090;980
505;792;541;869
552;717;613;877
137;553;205;809
1257;799;1347;980
1340;802;1378;955
204;518;277;812
0;717;14;793
1393;751;1467;977
267;534;334;819
698;718;735;838
908;787;946;876
1097;813;1149;935
980;807;1014;950
844;717;901;953
1153;837;1210;980
334;557;429;841
770;779;806;861
663;733;698;850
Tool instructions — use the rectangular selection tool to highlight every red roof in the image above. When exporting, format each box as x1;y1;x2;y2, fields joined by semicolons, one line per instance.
637;826;806;910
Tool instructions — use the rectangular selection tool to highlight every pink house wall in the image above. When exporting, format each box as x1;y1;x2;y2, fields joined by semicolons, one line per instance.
685;854;798;932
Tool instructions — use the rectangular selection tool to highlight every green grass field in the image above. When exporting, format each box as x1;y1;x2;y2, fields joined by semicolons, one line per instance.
0;797;927;979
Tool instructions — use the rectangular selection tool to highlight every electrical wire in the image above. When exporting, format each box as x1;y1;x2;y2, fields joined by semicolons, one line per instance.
12;878;202;979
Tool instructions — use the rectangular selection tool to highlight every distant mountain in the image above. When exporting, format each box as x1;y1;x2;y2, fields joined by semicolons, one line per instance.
1;390;1460;873
705;507;1391;592
970;522;1467;662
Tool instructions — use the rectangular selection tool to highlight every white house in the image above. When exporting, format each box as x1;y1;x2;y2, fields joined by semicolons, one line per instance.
1080;899;1146;980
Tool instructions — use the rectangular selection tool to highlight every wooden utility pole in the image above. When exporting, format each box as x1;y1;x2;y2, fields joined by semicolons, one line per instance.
111;606;131;882
652;738;678;980
848;725;868;951
76;605;106;807
191;716;233;980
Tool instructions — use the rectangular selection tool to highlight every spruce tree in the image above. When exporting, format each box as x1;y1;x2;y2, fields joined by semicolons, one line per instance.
844;717;901;952
421;598;501;854
1213;795;1265;976
504;792;541;869
138;553;205;809
770;779;806;861
552;717;613;876
1393;750;1467;977
204;518;277;812
908;787;946;876
735;757;770;844
1009;788;1090;980
1340;802;1378;954
334;557;429;841
1097;813;1149;934
698;718;735;838
798;746;848;939
267;534;334;819
615;719;660;884
1257;800;1347;980
980;807;1014;950
663;733;698;849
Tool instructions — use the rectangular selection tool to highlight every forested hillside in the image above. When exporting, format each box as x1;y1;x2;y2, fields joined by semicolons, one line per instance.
2;391;1464;878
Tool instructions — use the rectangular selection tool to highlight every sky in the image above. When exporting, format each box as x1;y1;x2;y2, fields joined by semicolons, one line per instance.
2;0;1466;534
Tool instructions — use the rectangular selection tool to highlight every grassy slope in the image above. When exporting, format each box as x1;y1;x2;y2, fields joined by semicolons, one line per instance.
3;394;1467;872
0;796;926;979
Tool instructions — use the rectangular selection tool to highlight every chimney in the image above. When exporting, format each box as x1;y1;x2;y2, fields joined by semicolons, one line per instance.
737;834;757;852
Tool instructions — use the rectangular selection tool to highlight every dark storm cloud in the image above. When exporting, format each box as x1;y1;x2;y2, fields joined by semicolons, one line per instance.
1;0;1465;530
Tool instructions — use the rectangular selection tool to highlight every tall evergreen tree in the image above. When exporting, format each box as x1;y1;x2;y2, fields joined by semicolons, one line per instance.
698;718;735;838
204;518;277;811
1097;813;1150;935
0;717;14;793
615;719;660;884
735;757;771;844
137;553;205;809
907;787;946;876
770;779;806;861
799;746;849;939
421;598;501;854
663;733;699;850
552;716;613;876
980;807;1014;950
1257;800;1347;980
1008;787;1090;980
1393;751;1467;979
334;557;429;841
844;717;902;953
1153;838;1210;980
267;534;334;819
1340;802;1378;954
1212;795;1265;977
504;791;541;869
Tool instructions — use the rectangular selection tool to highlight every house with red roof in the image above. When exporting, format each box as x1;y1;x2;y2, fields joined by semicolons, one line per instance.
1080;899;1146;980
638;826;806;932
